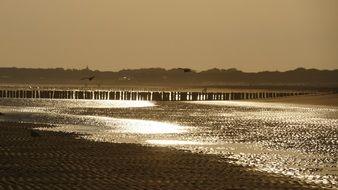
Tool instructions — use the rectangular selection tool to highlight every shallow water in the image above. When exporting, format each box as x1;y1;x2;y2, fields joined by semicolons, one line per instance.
0;98;337;188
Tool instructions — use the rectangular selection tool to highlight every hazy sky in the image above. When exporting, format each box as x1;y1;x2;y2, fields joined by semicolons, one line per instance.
0;0;337;72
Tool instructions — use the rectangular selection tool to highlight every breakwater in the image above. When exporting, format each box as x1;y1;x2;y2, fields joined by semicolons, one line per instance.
0;89;307;101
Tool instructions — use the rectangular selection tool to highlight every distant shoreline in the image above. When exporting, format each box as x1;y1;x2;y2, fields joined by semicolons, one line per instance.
0;67;337;88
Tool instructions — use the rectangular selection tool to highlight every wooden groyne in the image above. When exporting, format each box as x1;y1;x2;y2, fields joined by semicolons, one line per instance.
0;89;308;101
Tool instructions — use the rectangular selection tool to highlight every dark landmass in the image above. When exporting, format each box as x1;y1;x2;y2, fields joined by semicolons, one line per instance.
0;67;337;89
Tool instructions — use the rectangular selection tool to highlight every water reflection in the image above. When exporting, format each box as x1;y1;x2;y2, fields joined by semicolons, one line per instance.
191;100;337;111
80;100;155;108
0;99;155;109
0;98;337;188
112;119;188;134
147;140;205;145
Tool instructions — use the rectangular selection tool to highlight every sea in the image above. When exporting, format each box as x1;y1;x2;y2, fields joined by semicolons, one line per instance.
0;98;337;188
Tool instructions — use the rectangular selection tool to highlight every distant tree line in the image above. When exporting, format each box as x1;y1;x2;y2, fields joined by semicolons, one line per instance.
0;67;337;88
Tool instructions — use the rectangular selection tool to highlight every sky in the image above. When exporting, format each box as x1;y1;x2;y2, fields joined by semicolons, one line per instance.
0;0;337;72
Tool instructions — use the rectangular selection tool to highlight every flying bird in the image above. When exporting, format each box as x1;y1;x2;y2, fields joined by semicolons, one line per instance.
178;68;192;72
81;75;95;81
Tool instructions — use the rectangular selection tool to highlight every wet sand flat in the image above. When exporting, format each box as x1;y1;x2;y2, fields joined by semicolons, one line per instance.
0;122;322;190
254;93;338;107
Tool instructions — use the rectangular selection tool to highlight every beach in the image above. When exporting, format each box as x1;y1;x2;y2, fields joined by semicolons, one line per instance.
0;121;322;190
0;92;337;189
1;0;337;188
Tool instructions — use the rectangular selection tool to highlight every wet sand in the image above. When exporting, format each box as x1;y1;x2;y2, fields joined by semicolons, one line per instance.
254;93;338;107
0;122;322;190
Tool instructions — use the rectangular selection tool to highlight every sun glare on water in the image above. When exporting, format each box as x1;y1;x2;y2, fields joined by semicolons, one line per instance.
112;119;188;134
146;140;205;145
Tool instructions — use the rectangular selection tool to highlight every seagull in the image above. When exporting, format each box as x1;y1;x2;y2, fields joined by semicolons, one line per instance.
178;68;192;72
30;130;41;137
81;75;95;81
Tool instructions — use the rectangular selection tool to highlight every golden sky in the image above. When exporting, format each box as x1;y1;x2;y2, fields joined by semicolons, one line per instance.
0;0;337;71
